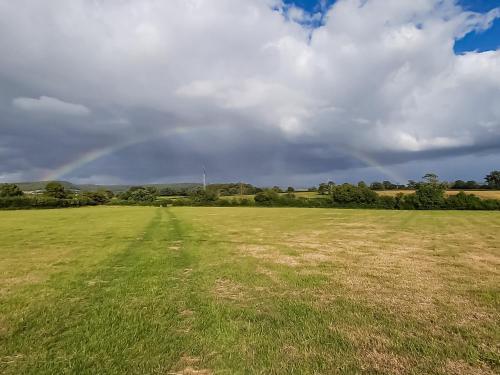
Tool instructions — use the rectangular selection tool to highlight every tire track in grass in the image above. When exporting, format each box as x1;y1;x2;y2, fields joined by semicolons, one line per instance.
1;208;205;375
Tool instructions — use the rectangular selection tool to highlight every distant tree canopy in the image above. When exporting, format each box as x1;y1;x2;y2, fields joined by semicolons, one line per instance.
318;181;335;195
422;173;439;185
485;171;500;189
357;181;367;188
271;186;282;193
159;186;200;196
331;184;378;204
207;183;259;196
407;180;418;189
370;181;384;190
45;182;68;199
450;180;482;190
254;189;281;206
190;188;219;204
118;186;157;202
0;183;24;197
82;190;113;204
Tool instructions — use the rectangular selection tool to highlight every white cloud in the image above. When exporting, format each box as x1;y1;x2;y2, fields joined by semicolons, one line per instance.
12;96;90;116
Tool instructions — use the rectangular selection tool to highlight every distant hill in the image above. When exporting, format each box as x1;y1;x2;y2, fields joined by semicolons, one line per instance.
78;183;202;193
12;181;201;193
14;180;80;191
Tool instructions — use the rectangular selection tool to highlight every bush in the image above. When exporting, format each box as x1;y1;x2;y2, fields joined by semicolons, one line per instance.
82;191;112;204
331;184;378;206
445;192;483;210
45;182;69;199
254;190;280;206
376;195;397;209
414;183;445;209
189;189;219;204
0;183;24;197
0;196;98;209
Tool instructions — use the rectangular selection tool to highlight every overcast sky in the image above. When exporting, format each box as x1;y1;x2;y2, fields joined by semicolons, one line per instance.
1;0;499;186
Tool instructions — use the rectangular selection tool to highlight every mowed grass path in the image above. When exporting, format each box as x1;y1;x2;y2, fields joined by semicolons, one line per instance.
0;207;499;374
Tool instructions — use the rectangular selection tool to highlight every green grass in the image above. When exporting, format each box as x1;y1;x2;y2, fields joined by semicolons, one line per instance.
1;207;499;374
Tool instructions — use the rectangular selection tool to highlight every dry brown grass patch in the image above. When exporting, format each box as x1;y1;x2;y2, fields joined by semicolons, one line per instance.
169;367;212;375
256;266;281;284
443;359;496;375
362;349;411;375
213;278;246;301
0;273;45;296
237;244;301;267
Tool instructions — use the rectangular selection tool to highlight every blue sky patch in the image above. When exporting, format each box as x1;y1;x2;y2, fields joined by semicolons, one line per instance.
283;0;499;52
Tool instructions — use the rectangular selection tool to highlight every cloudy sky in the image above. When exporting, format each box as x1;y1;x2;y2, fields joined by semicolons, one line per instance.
1;0;499;186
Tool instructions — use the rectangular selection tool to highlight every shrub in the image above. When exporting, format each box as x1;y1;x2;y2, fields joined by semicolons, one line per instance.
254;190;280;206
45;182;68;199
0;183;24;197
445;192;483;210
414;183;445;209
331;184;378;205
376;195;397;209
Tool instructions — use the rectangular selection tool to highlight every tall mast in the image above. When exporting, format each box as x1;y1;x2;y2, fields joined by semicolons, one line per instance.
203;166;206;191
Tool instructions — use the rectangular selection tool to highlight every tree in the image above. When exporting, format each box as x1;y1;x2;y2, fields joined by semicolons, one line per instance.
318;181;335;195
415;179;445;209
407;180;418;189
357;181;367;188
160;187;176;196
331;184;378;205
318;183;329;195
129;187;156;202
286;186;295;193
190;189;218;204
422;173;439;185
370;181;384;190
382;180;396;190
272;186;282;193
45;182;68;199
485;171;500;189
327;181;335;192
465;180;479;189
145;186;159;196
0;183;24;197
82;190;111;204
452;180;466;189
254;189;280;206
416;184;445;208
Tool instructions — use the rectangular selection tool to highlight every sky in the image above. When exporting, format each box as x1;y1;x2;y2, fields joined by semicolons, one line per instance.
1;0;499;187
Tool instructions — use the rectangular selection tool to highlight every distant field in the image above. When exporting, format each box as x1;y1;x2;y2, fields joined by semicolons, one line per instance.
215;190;500;202
377;189;500;200
1;207;499;374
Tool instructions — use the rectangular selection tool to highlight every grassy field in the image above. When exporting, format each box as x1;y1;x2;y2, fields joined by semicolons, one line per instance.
0;207;499;374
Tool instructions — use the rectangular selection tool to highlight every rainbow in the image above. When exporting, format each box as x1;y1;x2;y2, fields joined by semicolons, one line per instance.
41;128;406;184
42;127;187;181
345;148;407;184
42;143;129;181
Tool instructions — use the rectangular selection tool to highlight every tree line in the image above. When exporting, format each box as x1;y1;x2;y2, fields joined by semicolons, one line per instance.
0;182;115;209
311;171;500;193
1;170;499;210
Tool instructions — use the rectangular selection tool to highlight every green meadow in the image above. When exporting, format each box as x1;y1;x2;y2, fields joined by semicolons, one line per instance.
0;207;499;374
